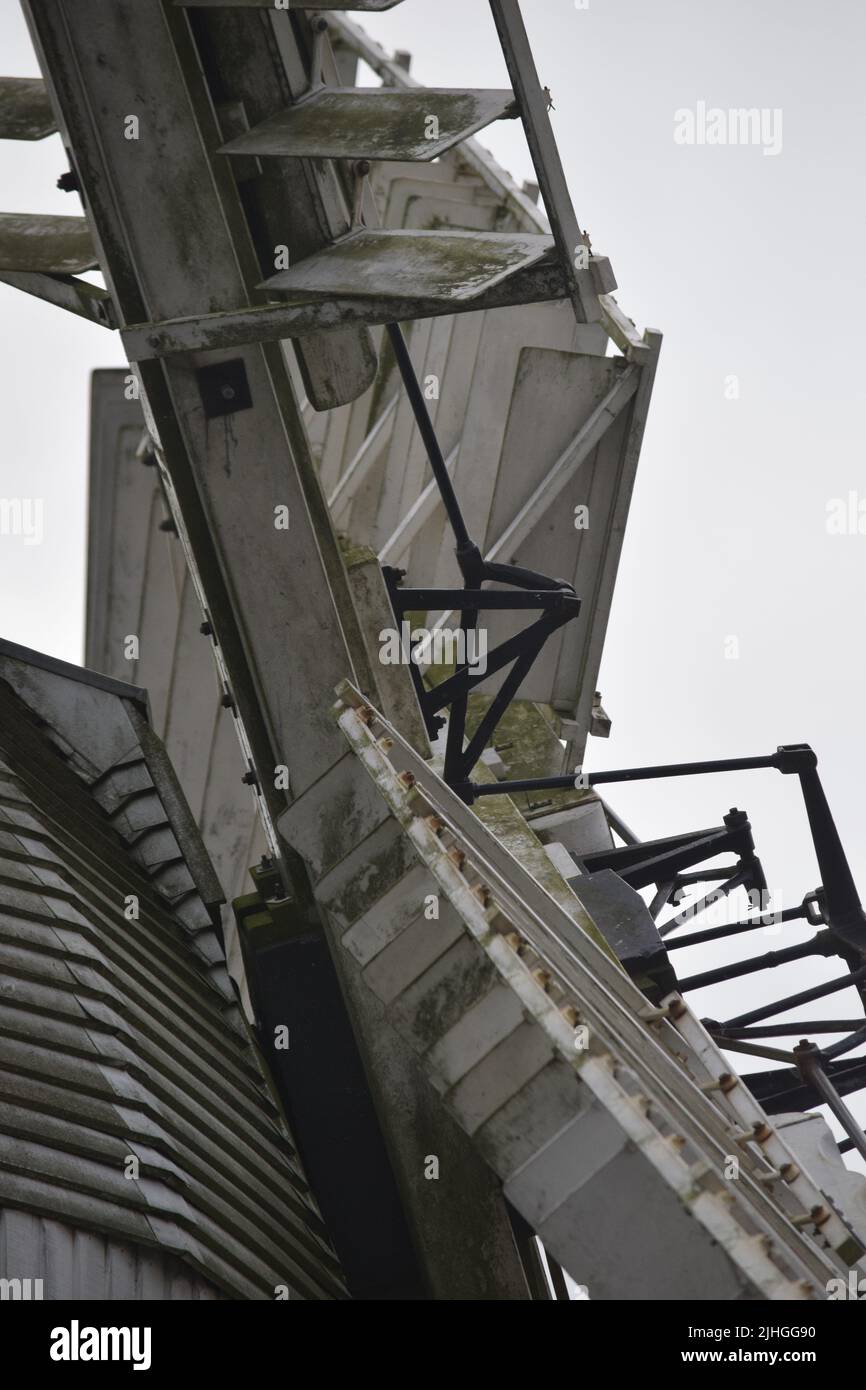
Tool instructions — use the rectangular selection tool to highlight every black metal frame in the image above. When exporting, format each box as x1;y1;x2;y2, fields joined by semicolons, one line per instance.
558;744;865;953
382;322;581;800
567;746;866;1147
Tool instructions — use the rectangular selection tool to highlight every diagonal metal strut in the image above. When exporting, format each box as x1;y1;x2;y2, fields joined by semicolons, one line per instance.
382;321;582;798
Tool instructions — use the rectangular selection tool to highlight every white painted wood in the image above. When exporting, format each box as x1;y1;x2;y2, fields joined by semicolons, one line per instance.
328;394;398;521
162;572;223;822
408;309;485;581
134;496;183;735
414;348;643;731
0;76;55;139
0;212;96;274
330;13;549;234
389;313;456;553
366;318;436;547
488;0;602;323
262;228;556;303
431;302;604;587
484;361;639;563
599;293;652;363
377;443;459;565
219;88;517;164
552;331;662;728
86;371;152;676
199;703;267;904
266;5;380;410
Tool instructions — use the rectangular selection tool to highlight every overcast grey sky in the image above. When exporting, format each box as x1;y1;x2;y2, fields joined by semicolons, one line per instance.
3;2;866;1134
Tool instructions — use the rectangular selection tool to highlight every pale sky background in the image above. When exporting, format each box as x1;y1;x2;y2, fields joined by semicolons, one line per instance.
2;1;866;1143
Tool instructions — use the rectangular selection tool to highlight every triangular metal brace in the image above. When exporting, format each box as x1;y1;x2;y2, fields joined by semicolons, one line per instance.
380;321;581;803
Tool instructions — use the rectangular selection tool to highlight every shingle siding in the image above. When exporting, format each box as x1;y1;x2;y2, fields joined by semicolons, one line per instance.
0;650;346;1300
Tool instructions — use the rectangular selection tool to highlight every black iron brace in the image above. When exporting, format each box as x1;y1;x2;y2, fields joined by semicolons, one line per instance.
382;321;581;802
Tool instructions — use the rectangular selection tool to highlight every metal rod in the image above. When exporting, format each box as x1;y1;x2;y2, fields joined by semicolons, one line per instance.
428;604;577;716
443;602;477;787
386;322;473;553
795;1043;866;1166
796;765;866;951
659;869;748;940
676;937;827;993
752;1056;866;1113
588;754;780;785
672;868;739;886
711;1020;865;1039
395;588;569;610
647;881;674;920
822;1023;866;1060
709;1036;798;1065
665;903;807;951
721;964;866;1029
471;753;781;799
459;635;543;777
471;775;591;798
598;797;640;846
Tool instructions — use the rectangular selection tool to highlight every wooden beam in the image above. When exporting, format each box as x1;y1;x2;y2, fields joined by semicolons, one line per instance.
377;443;459;564
488;0;602;324
329;395;398;520
417;361;640;652
0;270;116;328
120;257;568;359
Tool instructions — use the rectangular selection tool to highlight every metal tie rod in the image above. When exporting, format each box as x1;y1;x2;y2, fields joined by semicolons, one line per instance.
795;1042;866;1166
717;963;866;1030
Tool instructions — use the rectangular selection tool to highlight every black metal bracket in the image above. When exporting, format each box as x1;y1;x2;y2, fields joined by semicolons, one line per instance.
196;357;253;418
563;745;866;1147
382;566;579;793
469;744;865;948
382;322;581;799
577;807;766;896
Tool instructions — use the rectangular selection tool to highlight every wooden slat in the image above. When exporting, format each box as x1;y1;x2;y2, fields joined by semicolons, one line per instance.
377;444;459;565
85;371;150;675
416;348;641;724
220;89;516;163
0;270;114;328
431;301;595;587
404;310;484;581
328;394;398;522
261;228;555;303
198;4;379;412
329;13;549;233
0;77;55;140
488;0;602;324
162;573;223;822
134;496;184;735
0;214;96;274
